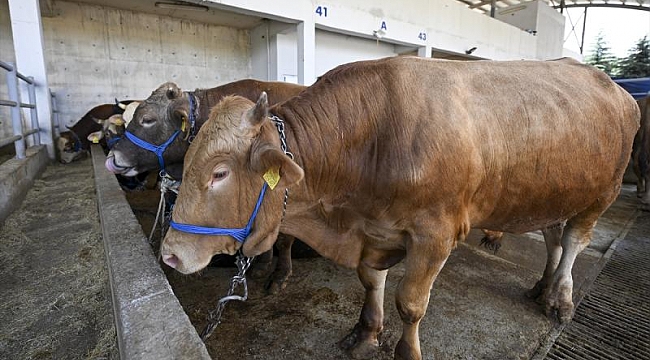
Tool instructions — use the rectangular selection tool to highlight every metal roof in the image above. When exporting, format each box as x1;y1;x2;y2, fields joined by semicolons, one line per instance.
456;0;650;14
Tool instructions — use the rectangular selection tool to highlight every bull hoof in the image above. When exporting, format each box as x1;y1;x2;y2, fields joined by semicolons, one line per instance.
526;280;545;301
543;285;574;323
395;339;420;360
265;270;292;295
339;325;381;359
545;301;574;324
248;260;273;280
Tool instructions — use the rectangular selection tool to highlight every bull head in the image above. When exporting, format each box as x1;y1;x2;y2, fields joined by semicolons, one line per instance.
161;93;303;274
105;83;190;178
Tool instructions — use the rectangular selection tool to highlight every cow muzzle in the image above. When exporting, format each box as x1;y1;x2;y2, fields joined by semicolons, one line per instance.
105;154;139;177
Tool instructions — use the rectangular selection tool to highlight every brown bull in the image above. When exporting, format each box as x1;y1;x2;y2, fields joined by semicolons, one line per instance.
633;96;650;208
161;57;639;359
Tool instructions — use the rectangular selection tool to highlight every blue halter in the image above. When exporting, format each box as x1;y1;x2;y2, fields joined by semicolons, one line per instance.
124;130;180;172
107;136;121;150
66;129;82;152
169;183;268;243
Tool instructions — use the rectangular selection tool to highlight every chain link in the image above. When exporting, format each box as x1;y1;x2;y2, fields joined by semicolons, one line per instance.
269;114;293;217
200;252;254;341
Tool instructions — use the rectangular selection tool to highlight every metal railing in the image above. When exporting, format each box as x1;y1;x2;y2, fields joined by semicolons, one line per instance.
50;90;60;137
0;61;40;159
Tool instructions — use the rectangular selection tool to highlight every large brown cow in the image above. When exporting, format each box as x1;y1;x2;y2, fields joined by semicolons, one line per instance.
105;79;306;292
633;96;650;208
161;57;638;359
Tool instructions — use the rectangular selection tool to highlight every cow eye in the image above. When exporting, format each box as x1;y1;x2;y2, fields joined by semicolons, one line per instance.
141;116;156;126
213;170;229;180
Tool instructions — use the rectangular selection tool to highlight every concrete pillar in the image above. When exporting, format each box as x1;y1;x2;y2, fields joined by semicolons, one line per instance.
297;20;316;86
251;22;272;81
418;45;432;58
8;0;54;159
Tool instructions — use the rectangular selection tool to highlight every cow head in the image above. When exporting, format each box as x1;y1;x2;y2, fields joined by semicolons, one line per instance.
87;114;127;150
106;83;191;177
57;131;86;164
160;93;303;274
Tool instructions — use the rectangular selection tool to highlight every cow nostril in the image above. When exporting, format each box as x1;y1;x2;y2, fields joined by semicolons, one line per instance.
162;254;179;269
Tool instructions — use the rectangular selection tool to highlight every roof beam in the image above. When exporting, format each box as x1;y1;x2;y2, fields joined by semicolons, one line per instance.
553;3;650;10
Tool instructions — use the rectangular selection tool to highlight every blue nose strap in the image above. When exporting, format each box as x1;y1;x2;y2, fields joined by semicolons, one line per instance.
124;130;180;171
169;183;268;243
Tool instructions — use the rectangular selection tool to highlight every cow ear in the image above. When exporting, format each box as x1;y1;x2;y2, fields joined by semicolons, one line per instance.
251;144;304;189
166;84;182;100
108;114;125;126
87;130;104;143
242;92;268;130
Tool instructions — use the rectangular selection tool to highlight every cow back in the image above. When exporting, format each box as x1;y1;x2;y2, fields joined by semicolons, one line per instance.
271;56;639;234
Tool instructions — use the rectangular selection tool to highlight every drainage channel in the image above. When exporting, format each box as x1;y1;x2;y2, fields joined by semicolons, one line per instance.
541;210;650;360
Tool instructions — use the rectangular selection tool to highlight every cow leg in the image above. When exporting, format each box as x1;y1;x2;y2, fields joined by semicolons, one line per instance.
394;235;453;360
544;188;618;323
249;249;274;280
526;224;564;302
340;262;387;359
641;174;650;211
266;235;295;294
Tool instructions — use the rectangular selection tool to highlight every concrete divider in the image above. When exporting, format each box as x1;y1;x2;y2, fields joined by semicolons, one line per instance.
0;145;48;226
90;145;211;360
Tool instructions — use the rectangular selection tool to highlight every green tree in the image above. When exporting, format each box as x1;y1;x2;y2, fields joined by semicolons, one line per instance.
585;32;616;76
618;35;650;78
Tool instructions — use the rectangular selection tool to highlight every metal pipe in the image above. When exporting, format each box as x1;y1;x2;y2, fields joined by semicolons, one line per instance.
0;61;13;72
580;7;588;54
5;62;26;159
0;135;22;148
27;77;40;145
50;90;60;137
0;100;18;107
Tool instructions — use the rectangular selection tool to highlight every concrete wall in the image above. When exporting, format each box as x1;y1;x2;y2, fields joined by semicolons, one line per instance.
2;0;252;130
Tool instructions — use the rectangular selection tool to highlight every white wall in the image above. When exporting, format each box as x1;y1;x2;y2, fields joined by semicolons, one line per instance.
495;0;565;59
315;30;398;77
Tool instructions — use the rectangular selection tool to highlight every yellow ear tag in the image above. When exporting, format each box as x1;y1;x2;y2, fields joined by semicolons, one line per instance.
263;166;281;190
181;118;187;132
92;137;99;144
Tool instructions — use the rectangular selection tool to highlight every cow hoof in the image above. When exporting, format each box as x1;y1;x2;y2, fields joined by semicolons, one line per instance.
545;302;574;324
265;277;288;295
249;261;273;280
395;338;420;360
544;289;574;323
525;280;545;300
339;327;379;360
264;267;292;295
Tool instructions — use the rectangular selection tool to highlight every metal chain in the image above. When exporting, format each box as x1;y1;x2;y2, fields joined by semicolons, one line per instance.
200;252;255;341
200;115;293;342
269;114;293;218
148;174;181;243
